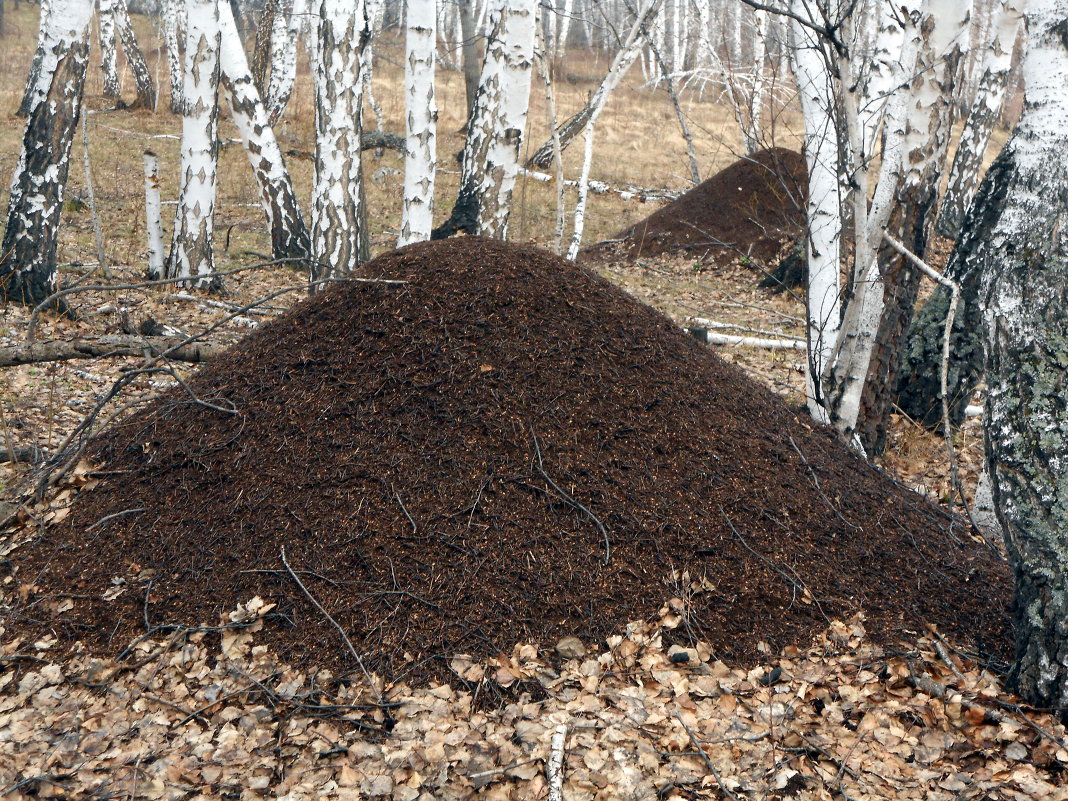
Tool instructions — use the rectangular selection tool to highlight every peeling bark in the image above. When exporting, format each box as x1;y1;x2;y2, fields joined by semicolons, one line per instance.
0;0;92;307
114;0;158;109
265;0;301;124
163;0;184;112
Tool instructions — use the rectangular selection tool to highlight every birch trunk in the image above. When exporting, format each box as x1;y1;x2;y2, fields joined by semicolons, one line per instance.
18;0;58;117
312;0;368;280
99;0;122;102
399;0;437;246
937;0;1024;239
790;0;841;419
362;0;384;130
978;0;1068;717
167;0;222;289
114;0;158;109
433;0;536;240
251;0;279;94
0;0;92;306
458;0;481;120
143;151;165;279
856;0;971;454
265;0;302;124
219;0;312;266
896;147;1012;428
164;0;184;112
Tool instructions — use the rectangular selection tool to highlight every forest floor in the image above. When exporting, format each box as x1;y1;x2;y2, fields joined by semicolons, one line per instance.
0;5;1040;800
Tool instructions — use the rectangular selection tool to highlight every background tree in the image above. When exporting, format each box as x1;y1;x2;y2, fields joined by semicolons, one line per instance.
399;0;438;246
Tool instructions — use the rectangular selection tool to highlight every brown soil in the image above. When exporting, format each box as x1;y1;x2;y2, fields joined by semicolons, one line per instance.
586;147;806;265
9;238;1011;683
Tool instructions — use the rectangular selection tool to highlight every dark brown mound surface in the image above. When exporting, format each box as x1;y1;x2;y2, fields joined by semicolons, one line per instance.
12;238;1011;682
587;147;806;264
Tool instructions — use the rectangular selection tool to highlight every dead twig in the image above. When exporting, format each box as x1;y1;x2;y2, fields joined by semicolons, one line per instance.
672;711;741;801
787;436;861;532
532;434;610;564
279;546;383;705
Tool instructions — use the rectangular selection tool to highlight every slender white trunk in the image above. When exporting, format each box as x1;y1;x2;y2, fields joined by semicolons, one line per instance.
219;0;312;264
790;0;841;419
99;0;121;101
143;150;165;279
399;0;437;245
565;0;665;257
312;0;368;279
163;0;184;113
746;9;769;152
938;0;1024;238
556;0;573;58
167;0;222;288
265;0;302;124
114;0;158;109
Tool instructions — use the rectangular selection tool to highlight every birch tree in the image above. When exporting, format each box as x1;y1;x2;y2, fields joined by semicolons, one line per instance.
433;0;537;240
937;0;1024;240
18;0;57;117
163;0;185;113
0;0;93;306
312;0;369;280
99;0;122;102
167;0;223;288
218;0;312;266
976;0;1068;715
113;0;157;108
399;0;437;246
265;0;303;124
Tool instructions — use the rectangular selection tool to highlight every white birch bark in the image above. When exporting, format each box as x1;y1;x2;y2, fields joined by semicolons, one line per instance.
1;0;92;305
164;0;184;113
978;0;1068;714
436;0;536;239
143;150;165;279
114;0;158;109
937;0;1024;239
857;0;909;161
556;0;574;59
265;0;302;124
399;0;437;246
17;0;55;117
218;0;312;264
746;9;769;153
99;0;122;101
790;0;841;419
312;0;368;279
167;0;222;288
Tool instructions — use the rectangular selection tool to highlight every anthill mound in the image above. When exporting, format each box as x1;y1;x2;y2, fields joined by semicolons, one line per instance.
586;147;806;265
11;238;1011;682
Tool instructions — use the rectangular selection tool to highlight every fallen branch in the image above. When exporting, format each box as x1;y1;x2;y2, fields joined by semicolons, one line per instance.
533;434;611;565
688;317;804;342
686;327;807;351
0;336;222;367
672;712;741;801
520;168;679;202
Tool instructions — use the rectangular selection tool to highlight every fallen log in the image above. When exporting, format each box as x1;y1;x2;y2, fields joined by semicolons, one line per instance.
0;336;222;368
